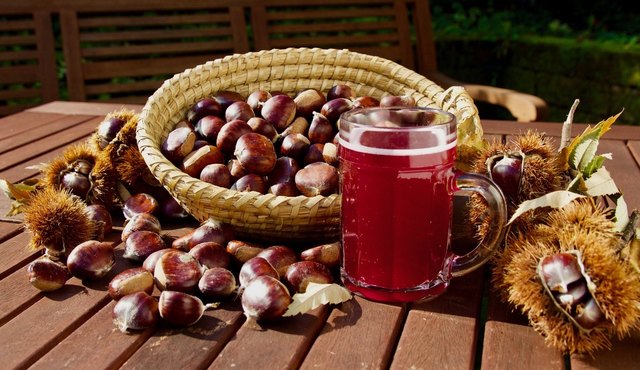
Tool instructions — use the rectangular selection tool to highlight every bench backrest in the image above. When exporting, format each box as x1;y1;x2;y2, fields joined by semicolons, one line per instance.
0;9;58;116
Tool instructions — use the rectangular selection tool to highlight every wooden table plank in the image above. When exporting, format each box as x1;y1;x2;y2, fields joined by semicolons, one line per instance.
299;297;405;369
0;231;39;280
0;267;44;326
210;306;329;369
27;101;143;116
30;300;155;370
0;114;94;155
0;111;70;141
121;304;244;370
599;139;640;209
482;119;640;141
391;269;485;370
481;321;564;370
571;329;640;370
0;221;22;242
0;116;102;172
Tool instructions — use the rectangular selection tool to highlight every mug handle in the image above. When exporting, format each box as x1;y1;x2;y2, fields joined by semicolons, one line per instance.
450;171;507;277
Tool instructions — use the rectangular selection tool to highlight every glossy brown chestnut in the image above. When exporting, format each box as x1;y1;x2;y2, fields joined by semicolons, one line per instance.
262;94;296;132
121;213;162;242
27;256;71;292
113;292;159;332
200;163;232;188
154;250;203;292
108;267;155;300
123;230;166;262
234;133;277;175
198;267;237;299
256;245;298;277
285;261;333;293
216;119;252;154
181;145;224;178
123;193;159;220
295;162;339;196
188;242;231;270
241;275;291;321
67;240;115;280
161;126;196;164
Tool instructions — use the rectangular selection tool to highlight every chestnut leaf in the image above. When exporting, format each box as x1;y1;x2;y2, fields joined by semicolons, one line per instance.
508;190;584;225
283;283;352;317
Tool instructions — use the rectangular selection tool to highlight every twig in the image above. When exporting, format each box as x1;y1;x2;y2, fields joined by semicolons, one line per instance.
560;99;580;152
616;209;640;253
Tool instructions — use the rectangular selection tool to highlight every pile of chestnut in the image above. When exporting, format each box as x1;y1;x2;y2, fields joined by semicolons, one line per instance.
27;192;341;332
161;85;416;196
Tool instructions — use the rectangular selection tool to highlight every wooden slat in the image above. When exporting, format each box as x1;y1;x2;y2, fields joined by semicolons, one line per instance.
85;79;166;95
0;114;93;155
269;34;400;48
60;10;86;101
0;264;43;326
0;240;135;369
267;21;398;34
78;12;232;28
571;329;640;369
29;300;155;370
33;11;59;102
210;306;329;369
122;305;244;370
0;231;39;281
0;87;40;100
0;111;66;141
0;49;39;62
391;269;485;370
82;55;216;80
79;27;233;43
81;40;230;58
0;34;36;46
0;65;39;84
229;6;249;53
299;297;405;369
0;116;102;172
0;19;35;31
482;120;640;141
0;222;22;242
264;7;396;21
26;101;143;115
599;139;640;209
482;321;564;369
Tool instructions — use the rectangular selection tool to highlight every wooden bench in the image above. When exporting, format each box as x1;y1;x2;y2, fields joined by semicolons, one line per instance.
0;7;58;116
0;0;549;122
57;0;249;104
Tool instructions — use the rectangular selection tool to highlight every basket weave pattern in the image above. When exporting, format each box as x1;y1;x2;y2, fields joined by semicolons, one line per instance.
136;48;479;243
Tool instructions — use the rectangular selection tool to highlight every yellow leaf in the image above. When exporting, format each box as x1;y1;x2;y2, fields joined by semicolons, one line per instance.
564;111;622;169
508;191;585;225
283;283;352;317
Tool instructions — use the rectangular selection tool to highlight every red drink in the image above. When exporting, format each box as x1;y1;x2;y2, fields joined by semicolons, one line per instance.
338;107;507;303
339;139;457;302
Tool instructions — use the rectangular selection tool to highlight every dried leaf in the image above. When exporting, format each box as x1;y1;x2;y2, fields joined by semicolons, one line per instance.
614;195;629;232
0;179;37;202
283;283;352;317
584;167;619;197
508;191;585;225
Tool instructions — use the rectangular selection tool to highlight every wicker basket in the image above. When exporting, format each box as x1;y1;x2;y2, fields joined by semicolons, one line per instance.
136;48;480;244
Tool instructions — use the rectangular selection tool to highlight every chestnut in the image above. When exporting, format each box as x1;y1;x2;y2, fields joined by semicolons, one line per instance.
234;133;277;175
225;101;255;122
161;126;196;164
216;119;252;155
85;204;113;241
60;171;91;200
181;145;224;178
226;240;265;264
198;267;237;300
231;174;267;194
241;275;291;322
239;256;279;287
213;90;245;111
123;230;166;262
108;267;155;300
268;182;301;196
300;241;341;268
246;90;272;114
267;157;300;187
158;290;213;327
320;98;353;124
247;117;279;143
67;240;115;280
303;143;325;165
256;245;297;277
122;213;162;242
322;143;339;167
113;292;159;332
27;256;71;292
195;115;225;143
154;249;203;292
327;84;354;100
227;159;248;180
187;97;222;124
308;112;334;144
295;162;339;196
123;193;159;220
96;117;126;149
294;89;326;119
281;116;309;137
279;133;310;161
200;163;232;188
353;96;380;108
261;94;296;132
188;242;231;270
285;261;333;293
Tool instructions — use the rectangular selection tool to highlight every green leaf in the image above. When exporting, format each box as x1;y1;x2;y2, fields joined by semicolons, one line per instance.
565;111;621;171
283;283;352;317
508;191;585;225
582;155;609;177
584;167;619;196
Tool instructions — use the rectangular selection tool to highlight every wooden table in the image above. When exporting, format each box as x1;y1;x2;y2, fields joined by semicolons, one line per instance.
1;101;639;370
